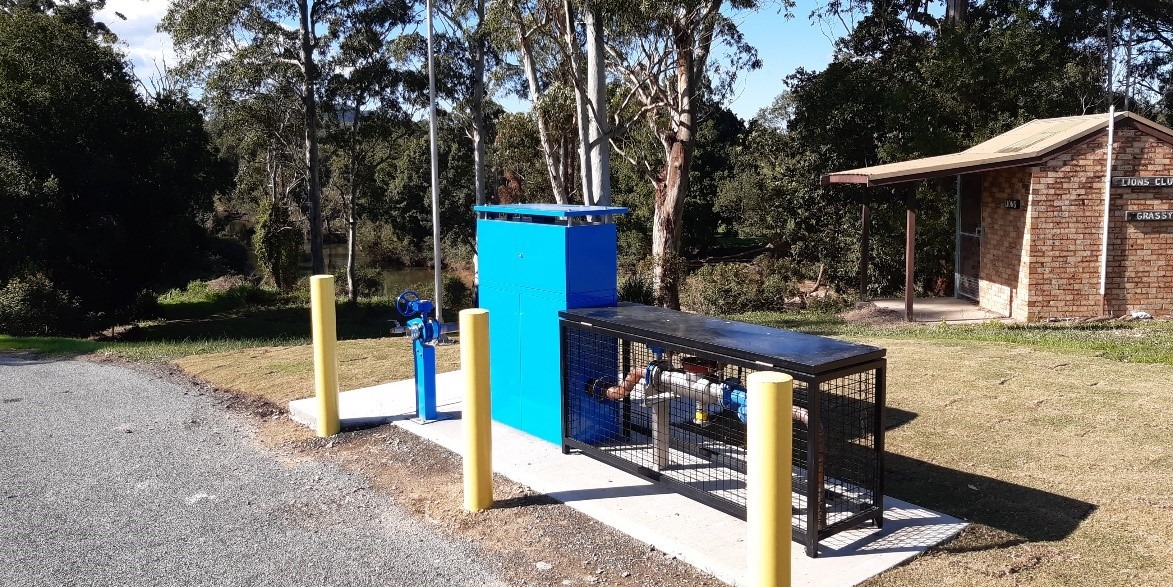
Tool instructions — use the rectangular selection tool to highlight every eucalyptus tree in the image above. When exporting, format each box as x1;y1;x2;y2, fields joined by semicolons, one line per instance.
488;0;615;206
810;0;1173;116
491;112;550;202
1114;0;1173;118
434;0;492;207
162;0;361;275
605;1;768;309
757;0;1112;296
0;0;117;40
490;0;576;204
322;0;418;301
550;0;617;206
210;82;309;290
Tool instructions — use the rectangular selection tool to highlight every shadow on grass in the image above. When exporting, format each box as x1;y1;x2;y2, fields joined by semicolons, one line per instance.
0;337;123;363
884;452;1096;547
0;348;87;365
126;302;400;344
885;406;918;430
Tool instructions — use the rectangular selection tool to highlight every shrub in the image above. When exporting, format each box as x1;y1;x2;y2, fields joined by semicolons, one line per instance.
158;279;212;304
0;273;85;336
204;235;252;277
617;230;652;270
618;272;655;305
680;257;806;315
358;223;426;269
681;263;757;315
440;235;476;270
252;199;303;292
216;283;280;307
158;278;280;310
442;274;475;317
356;266;385;298
129;289;162;321
289;275;313;304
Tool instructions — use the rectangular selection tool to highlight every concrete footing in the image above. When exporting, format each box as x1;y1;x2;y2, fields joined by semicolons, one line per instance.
290;373;966;587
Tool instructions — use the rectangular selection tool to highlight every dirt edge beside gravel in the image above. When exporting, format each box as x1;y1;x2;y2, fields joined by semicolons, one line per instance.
144;360;726;587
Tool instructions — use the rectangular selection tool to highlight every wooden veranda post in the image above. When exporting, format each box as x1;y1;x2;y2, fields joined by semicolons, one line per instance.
905;192;916;322
859;202;871;302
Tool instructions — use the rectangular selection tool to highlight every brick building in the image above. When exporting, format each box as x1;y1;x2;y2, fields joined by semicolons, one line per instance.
823;112;1173;321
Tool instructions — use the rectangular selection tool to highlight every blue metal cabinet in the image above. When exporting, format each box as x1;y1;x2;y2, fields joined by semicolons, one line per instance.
476;285;522;431
475;204;626;444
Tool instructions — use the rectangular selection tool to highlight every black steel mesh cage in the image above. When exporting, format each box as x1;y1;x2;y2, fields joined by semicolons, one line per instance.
560;318;885;557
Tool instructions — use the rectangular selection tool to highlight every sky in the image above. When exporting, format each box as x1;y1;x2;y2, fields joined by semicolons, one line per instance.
96;0;843;121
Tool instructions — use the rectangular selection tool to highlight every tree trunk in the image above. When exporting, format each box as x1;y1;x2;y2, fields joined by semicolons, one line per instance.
267;148;278;205
515;9;569;204
859;202;871;301
471;0;487;300
584;3;610;206
299;0;324;275
652;137;691;310
650;23;698;310
945;0;967;25
346;216;357;303
472;0;487;206
346;97;360;304
561;0;593;205
562;137;575;198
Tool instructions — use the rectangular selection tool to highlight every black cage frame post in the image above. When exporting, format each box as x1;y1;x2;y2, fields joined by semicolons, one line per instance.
559;304;887;558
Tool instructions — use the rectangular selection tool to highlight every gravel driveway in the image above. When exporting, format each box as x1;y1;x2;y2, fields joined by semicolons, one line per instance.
0;355;506;587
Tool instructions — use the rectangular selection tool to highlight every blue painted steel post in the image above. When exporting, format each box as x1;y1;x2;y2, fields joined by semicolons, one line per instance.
397;291;446;423
414;336;439;421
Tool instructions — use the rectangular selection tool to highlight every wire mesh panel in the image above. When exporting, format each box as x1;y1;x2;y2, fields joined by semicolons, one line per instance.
560;307;886;558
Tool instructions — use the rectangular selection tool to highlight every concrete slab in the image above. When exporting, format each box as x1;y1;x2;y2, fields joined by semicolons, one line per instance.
290;375;967;587
871;297;1009;323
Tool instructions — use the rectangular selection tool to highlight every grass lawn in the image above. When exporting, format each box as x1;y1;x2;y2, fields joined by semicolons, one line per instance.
857;339;1173;586
172;337;460;406
734;310;1173;366
0;294;404;361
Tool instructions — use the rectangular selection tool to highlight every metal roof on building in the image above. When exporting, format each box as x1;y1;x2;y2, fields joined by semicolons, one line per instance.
822;111;1173;186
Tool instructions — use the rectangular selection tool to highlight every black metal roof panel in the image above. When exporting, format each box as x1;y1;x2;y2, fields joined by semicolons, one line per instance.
559;303;885;376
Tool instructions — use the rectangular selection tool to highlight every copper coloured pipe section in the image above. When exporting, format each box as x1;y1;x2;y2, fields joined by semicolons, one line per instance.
605;367;645;400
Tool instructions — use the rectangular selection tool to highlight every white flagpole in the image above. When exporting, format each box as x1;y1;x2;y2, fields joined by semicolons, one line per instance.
1099;106;1115;304
427;0;444;322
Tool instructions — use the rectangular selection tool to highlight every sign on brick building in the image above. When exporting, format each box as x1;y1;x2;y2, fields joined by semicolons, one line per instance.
1126;210;1173;221
1113;176;1173;188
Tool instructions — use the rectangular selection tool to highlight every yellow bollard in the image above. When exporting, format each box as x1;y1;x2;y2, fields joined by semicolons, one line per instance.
747;371;794;587
310;275;340;437
460;308;493;512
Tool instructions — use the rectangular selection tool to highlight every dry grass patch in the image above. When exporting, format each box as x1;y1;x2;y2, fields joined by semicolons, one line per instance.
173;336;460;405
859;338;1173;587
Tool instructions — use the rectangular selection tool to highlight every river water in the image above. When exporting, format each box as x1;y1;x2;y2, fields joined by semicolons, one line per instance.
307;243;444;297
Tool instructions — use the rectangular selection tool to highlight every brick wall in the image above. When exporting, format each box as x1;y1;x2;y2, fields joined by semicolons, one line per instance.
1028;125;1173;318
1104;128;1173;316
979;168;1032;319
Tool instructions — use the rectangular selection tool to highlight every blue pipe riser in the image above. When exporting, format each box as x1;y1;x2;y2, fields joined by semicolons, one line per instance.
413;339;438;421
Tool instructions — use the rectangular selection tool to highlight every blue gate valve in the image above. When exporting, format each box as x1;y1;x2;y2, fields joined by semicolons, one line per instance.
392;290;454;423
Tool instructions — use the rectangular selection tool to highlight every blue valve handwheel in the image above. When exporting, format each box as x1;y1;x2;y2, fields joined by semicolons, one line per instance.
396;291;421;316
